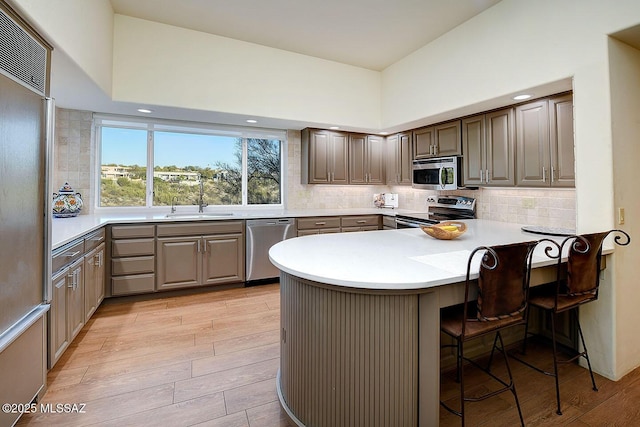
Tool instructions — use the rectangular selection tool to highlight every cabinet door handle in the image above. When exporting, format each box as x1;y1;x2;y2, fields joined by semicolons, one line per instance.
542;166;547;182
197;239;201;253
67;272;74;288
480;169;484;183
202;238;207;253
434;145;438;156
551;166;556;182
486;169;490;183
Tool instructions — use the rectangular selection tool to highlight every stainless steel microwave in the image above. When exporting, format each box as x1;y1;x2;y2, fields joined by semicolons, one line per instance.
412;156;463;190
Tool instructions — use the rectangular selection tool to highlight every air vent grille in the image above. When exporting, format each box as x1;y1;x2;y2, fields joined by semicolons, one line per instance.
0;8;47;94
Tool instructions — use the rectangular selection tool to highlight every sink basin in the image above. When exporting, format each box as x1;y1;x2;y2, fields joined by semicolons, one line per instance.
165;212;234;219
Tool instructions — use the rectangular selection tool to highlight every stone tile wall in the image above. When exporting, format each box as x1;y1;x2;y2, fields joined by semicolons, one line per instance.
53;114;576;228
53;108;94;214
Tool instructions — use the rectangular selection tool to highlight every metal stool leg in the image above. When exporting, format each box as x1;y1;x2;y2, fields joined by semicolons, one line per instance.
550;311;562;415
497;331;525;426
574;310;598;392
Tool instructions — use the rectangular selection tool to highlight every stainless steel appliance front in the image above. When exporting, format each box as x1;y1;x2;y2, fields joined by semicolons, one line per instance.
412;156;463;190
246;218;296;282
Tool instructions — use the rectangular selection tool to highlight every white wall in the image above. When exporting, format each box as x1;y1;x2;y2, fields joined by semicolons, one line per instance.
10;0;114;96
605;37;640;378
111;15;381;131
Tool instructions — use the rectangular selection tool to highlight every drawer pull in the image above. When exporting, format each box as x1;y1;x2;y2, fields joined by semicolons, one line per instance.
356;220;367;224
65;251;81;258
315;222;326;226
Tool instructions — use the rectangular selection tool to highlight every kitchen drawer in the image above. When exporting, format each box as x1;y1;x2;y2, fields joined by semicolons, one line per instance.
342;226;380;233
112;239;155;257
84;228;105;252
112;274;155;296
296;217;341;230
341;215;380;228
52;239;85;273
297;228;341;237
112;256;155;276
157;221;244;237
111;224;156;239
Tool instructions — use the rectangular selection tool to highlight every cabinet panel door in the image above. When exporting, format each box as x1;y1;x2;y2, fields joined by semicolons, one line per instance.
95;244;105;306
308;131;330;183
68;259;84;340
386;134;400;184
49;269;69;367
398;133;412;184
156;237;201;290
435;121;462;156
330;132;349;184
349;134;366;184
486;108;515;186
366;135;385;184
202;234;244;285
516;101;550;186
84;250;97;322
413;127;434;159
549;94;575;187
461;115;485;186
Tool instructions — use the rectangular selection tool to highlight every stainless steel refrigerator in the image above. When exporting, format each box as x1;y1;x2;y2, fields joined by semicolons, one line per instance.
0;2;53;426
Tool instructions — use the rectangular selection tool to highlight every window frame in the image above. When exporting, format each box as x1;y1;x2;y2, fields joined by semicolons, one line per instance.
94;114;287;212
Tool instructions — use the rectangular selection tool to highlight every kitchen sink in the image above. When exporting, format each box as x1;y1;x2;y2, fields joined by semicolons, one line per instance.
165;212;234;219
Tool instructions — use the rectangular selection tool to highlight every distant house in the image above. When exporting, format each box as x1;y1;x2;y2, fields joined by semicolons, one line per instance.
101;165;133;180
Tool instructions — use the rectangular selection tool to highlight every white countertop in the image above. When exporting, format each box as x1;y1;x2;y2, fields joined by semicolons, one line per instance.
51;208;404;249
268;219;596;290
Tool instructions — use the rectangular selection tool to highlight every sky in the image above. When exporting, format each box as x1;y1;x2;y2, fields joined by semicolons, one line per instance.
101;127;238;168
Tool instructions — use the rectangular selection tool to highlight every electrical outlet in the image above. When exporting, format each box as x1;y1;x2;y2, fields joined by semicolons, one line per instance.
619;207;625;225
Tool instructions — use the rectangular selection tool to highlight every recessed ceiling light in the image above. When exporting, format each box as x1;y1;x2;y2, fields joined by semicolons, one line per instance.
513;94;532;100
137;108;152;113
246;119;258;124
329;126;340;130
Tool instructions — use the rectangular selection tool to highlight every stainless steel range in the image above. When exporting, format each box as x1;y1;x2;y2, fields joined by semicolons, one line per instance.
395;195;476;228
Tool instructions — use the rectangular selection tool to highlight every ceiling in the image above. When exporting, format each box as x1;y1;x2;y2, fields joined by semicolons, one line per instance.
50;0;510;132
108;0;502;71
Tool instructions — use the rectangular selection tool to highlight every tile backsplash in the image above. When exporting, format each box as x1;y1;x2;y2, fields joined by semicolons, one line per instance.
53;108;94;214
52;110;576;228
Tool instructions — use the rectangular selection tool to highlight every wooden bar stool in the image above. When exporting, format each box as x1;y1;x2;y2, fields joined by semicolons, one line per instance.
516;230;631;415
440;241;539;426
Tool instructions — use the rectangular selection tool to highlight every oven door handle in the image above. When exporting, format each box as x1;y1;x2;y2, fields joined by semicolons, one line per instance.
395;219;422;228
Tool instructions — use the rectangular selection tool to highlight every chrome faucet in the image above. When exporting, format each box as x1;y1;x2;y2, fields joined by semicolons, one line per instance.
170;196;178;214
198;179;207;213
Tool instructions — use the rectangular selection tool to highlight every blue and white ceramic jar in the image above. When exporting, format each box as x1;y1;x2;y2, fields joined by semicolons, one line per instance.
52;182;83;218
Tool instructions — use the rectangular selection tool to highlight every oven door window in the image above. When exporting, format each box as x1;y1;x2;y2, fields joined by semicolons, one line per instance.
413;167;441;186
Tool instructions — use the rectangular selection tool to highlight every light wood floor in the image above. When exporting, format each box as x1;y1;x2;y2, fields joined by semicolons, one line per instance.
17;283;640;426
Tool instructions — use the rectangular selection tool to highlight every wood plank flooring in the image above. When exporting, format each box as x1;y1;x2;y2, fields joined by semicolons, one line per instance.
16;283;640;426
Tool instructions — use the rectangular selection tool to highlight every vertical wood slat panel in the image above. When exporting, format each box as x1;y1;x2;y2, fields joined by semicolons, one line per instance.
280;273;418;426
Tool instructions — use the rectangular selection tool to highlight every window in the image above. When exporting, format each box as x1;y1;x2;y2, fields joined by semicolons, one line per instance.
96;116;285;209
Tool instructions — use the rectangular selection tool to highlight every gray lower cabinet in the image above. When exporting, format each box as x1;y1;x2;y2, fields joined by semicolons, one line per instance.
110;224;156;296
296;216;341;236
84;229;105;322
156;221;245;290
341;215;381;232
49;240;86;368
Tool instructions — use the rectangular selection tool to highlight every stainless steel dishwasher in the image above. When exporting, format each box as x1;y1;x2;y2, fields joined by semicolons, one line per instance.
246;218;296;282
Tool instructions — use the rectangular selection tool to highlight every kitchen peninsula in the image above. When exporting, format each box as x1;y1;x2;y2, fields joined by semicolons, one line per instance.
269;220;609;427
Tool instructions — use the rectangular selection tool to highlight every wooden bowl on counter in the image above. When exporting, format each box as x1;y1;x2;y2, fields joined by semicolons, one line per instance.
420;221;467;240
